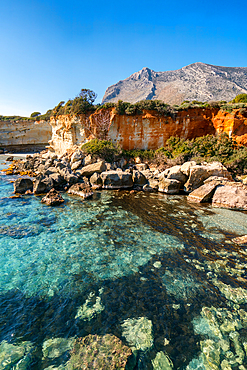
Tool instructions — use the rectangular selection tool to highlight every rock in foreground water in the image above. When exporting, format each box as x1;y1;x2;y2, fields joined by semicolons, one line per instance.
14;178;33;194
212;184;247;210
41;188;65;206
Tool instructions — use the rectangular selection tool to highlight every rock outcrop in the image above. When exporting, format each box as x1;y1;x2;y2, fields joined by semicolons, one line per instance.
102;63;247;105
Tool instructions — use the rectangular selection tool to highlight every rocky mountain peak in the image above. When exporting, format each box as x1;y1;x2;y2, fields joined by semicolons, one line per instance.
102;63;247;105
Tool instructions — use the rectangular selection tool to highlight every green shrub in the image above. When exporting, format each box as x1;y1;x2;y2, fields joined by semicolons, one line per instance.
30;112;41;118
231;93;247;104
81;139;121;162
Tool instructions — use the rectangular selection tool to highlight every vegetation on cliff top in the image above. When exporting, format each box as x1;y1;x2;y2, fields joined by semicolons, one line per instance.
81;134;247;175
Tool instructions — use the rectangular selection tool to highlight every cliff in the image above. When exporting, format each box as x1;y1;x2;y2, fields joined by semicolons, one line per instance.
102;63;247;105
48;107;247;155
0;119;52;152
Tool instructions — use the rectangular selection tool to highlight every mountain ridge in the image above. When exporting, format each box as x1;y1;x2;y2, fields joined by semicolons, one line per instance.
102;63;247;105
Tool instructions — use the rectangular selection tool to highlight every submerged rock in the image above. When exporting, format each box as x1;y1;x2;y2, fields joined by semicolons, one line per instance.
68;334;134;369
13;178;33;194
41;188;64;206
232;235;247;245
0;340;33;369
152;351;173;369
75;288;104;321
121;317;153;351
67;183;93;199
42;337;76;360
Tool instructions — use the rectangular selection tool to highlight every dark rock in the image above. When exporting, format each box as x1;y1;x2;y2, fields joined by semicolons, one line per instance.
132;170;147;186
41;188;64;206
6;156;14;161
101;171;133;189
90;172;102;186
14;178;33;194
33;176;53;194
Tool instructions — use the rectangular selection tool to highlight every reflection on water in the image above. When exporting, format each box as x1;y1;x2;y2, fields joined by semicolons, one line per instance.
0;158;247;369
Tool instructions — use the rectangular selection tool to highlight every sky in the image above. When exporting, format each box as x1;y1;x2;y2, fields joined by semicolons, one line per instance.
0;0;246;116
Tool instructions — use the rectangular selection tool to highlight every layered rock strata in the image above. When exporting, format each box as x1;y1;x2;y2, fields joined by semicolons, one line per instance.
0;119;52;152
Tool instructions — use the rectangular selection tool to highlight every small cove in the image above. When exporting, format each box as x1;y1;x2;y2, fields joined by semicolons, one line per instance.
0;156;247;369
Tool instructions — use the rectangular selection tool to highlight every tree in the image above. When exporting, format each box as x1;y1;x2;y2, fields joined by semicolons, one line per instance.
77;89;97;104
30;112;41;118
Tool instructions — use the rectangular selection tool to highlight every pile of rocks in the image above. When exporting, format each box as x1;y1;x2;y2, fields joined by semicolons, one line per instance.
6;149;247;210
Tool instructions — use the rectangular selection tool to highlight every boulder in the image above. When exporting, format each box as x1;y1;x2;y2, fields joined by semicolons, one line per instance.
180;161;197;176
212;184;247;210
78;161;106;178
83;154;95;166
184;162;232;192
68;183;94;199
132;170;147;186
135;163;148;171
101;171;133;189
187;182;220;203
59;168;78;185
49;173;65;188
148;179;159;190
161;165;188;184
41;188;64;206
33;176;53;194
71;160;82;171
44;167;58;176
71;150;84;164
90;172;102;187
14;178;33;194
158;178;181;194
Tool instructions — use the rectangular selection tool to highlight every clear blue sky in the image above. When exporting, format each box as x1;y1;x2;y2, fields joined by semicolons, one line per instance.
0;0;246;116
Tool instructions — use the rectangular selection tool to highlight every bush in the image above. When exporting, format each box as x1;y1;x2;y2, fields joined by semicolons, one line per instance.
81;139;122;162
231;93;247;104
30;112;41;118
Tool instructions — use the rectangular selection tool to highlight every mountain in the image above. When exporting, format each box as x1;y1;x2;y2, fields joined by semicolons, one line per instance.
102;62;247;105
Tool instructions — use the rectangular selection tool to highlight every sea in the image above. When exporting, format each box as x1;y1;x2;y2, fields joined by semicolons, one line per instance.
0;154;247;369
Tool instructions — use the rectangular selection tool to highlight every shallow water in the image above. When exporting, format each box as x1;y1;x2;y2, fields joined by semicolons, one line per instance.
0;156;247;369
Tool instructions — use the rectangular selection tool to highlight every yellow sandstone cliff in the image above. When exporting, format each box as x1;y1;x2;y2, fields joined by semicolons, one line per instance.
0;119;52;152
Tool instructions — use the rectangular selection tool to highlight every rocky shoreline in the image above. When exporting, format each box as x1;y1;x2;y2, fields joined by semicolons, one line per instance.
2;148;247;212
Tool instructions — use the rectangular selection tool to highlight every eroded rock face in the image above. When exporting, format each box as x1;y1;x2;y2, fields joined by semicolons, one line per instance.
33;176;53;194
14;178;33;194
41;188;64;206
212;184;247;210
101;171;133;189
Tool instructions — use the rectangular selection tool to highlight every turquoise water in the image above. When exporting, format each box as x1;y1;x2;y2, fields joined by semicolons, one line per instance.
0;155;247;369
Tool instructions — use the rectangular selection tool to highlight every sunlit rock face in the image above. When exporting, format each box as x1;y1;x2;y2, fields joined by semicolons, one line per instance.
48;108;247;155
0;120;52;151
